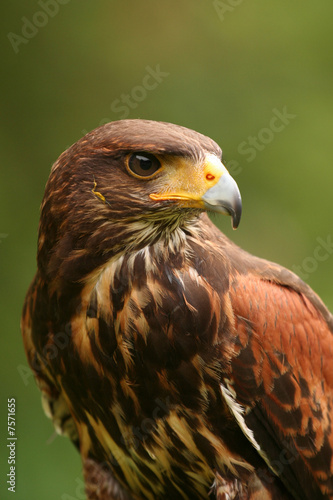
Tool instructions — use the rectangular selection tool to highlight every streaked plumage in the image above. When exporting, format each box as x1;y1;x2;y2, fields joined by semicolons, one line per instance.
22;120;333;499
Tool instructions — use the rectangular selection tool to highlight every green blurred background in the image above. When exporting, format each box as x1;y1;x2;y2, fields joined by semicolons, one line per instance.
1;1;333;499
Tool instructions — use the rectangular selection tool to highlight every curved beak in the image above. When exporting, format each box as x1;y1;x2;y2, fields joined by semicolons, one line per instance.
202;172;242;229
149;154;242;229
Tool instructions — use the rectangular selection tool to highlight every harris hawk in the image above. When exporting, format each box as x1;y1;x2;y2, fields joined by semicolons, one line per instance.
21;119;333;500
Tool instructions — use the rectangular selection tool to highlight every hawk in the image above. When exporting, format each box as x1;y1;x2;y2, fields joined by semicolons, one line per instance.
21;119;333;499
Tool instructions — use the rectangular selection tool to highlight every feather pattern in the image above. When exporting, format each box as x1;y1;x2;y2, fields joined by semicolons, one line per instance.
22;120;333;499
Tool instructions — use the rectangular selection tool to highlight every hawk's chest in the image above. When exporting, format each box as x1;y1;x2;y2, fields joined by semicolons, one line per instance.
74;250;228;413
65;251;235;498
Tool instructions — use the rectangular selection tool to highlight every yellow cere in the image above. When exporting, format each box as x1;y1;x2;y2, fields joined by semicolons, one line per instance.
203;154;228;190
150;153;229;204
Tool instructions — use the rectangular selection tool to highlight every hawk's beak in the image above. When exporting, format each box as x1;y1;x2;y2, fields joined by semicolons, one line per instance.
150;154;242;229
202;170;242;229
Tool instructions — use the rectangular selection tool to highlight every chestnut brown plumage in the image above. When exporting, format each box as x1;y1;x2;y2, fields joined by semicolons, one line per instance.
21;120;333;499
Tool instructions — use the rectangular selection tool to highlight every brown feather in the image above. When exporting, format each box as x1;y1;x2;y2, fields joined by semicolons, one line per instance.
22;120;333;499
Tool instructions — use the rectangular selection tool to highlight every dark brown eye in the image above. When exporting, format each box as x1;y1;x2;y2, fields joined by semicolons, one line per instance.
127;152;161;178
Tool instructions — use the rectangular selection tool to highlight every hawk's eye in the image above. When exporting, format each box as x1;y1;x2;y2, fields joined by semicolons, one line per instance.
127;153;161;178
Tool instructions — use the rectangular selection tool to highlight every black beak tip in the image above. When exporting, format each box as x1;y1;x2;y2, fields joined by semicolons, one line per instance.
230;196;242;229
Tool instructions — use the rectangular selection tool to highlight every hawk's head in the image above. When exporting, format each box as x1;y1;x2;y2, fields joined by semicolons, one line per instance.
38;120;241;285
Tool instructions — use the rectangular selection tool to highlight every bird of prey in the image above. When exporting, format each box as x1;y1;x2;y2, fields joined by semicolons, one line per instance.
21;119;333;500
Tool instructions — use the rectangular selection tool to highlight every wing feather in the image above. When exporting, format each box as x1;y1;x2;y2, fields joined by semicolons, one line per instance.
226;269;333;499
